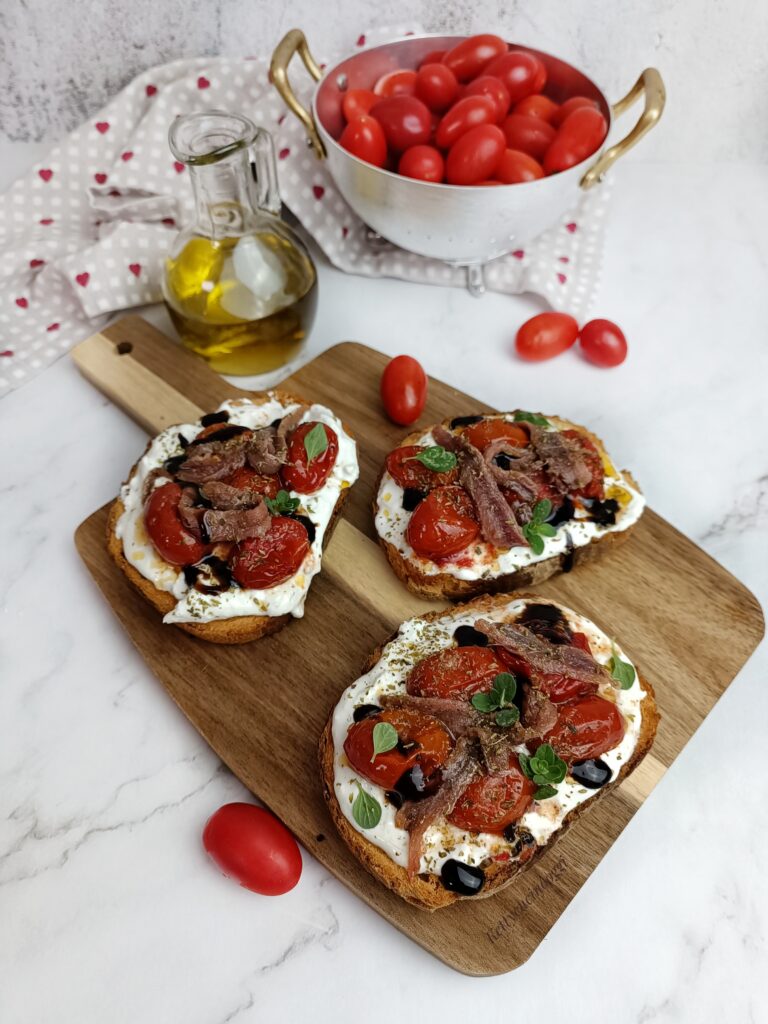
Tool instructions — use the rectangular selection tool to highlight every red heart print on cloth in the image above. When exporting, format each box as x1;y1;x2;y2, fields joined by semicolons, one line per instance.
95;122;110;134
75;273;90;287
146;84;157;96
15;297;28;308
566;222;578;233
121;151;134;162
173;161;185;173
94;172;108;184
129;264;142;277
197;76;210;89
30;259;45;269
38;169;53;182
47;323;60;332
312;185;325;200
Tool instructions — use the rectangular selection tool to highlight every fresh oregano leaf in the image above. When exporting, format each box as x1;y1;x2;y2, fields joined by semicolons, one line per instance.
265;489;300;515
370;721;398;762
524;529;546;556
495;707;519;727
352;782;382;829
513;410;550;427
471;692;496;713
532;499;552;525
538;523;557;537
533;784;558;801
609;648;636;689
303;422;328;465
492;672;516;705
406;445;458;473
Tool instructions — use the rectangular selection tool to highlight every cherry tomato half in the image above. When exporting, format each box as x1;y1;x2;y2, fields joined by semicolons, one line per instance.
370;95;432;151
502;113;556;160
446;124;506;185
282;421;339;493
407;646;508;700
230;516;309;589
435;94;497;149
543;106;607;174
144;482;210;566
373;69;417;97
344;708;453;789
448;754;535;833
495;148;544;183
463;418;530;450
203;803;302;896
406;485;479;559
485;50;546;104
463;75;511;121
514;94;560;122
385;445;458;490
442;33;508;82
551;95;599;127
415;62;459;113
380;354;428;425
515;312;579;362
398;144;444;182
342;88;378;122
339;114;387;167
225;465;281;499
578;319;628;368
543;695;626;763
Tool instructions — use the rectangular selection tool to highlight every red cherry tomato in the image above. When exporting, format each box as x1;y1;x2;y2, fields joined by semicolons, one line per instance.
281;421;339;493
501;113;556;160
342;88;378;122
463;418;529;450
415;63;459;113
448;754;535;833
230;516;309;589
385;445;458;490
434;94;497;149
446;124;506;185
477;180;503;185
420;48;447;67
380;354;428;425
373;68;417;97
578;319;628;368
485;50;546;104
344;708;453;789
339;114;387;167
203;803;302;896
144;482;210;566
398;144;445;182
543;695;626;763
515;312;579;361
442;34;508;82
225;465;281;499
407;646;508;700
495;643;599;704
463;75;511;121
370;95;432;151
543;106;608;174
552;95;599;127
495;148;544;183
514;94;560;122
406;485;479;559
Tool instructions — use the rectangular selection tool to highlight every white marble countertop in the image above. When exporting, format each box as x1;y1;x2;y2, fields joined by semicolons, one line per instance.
2;146;767;1022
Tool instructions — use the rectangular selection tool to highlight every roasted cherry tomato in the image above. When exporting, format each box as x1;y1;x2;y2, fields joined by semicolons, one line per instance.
415;62;459;113
543;695;625;762
225;465;281;499
551;95;599;126
203;803;302;896
448;754;535;833
406;485;479;559
446;124;506;185
342;88;378;122
385;445;458;491
434;94;497;149
463;418;529;450
463;75;511;121
442;34;507;82
144;482;210;566
485;50;546;104
502;113;556;160
344;708;453;789
513;94;560;122
407;646;508;700
339;114;387;167
230;516;309;589
398;144;444;182
281;421;338;494
560;429;605;500
543;106;608;174
495;148;544;183
578;319;628;368
515;312;579;361
380;354;428;425
373;68;417;97
370;95;432;151
420;48;447;67
496;645;599;703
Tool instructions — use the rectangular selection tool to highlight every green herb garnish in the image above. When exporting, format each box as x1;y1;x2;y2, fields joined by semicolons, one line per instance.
522;499;558;554
405;445;458;473
303;422;328;465
520;743;568;800
513;410;550;427
471;672;520;727
265;489;300;515
352;782;382;829
370;721;398;762
533;784;558;801
608;646;636;690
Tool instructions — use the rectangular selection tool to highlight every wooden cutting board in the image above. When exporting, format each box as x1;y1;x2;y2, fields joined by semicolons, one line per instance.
73;316;764;976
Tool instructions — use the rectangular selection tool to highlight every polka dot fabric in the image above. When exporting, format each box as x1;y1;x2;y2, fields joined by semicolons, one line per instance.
0;26;611;397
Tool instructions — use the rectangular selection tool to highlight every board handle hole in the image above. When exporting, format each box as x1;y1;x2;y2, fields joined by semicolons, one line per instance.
116;341;133;355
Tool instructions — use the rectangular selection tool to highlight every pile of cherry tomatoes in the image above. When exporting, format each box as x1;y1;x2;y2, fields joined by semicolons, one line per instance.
338;34;607;186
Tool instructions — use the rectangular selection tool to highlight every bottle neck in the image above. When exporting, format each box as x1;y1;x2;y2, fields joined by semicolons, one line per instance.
188;151;258;239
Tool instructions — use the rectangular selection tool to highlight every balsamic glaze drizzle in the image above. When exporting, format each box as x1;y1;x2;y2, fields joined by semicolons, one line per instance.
440;859;485;895
453;624;489;647
449;414;484;429
200;410;230;427
402;488;427;512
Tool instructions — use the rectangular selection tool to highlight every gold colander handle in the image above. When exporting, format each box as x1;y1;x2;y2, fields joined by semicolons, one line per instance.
270;29;326;160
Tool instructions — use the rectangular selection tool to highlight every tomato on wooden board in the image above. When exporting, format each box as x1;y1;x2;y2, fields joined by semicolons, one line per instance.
579;319;628;367
495;148;544;183
420;48;447;67
339;114;387;167
543;695;625;762
407;646;508;700
415;62;459;113
543;106;608;174
342;88;378;122
485;50;546;103
344;708;453;789
373;68;417;97
515;312;579;361
281;421;339;493
445;124;506;185
435;94;497;149
230;516;309;589
385;445;458;490
463;418;529;450
398;144;445;182
448;754;535;832
370;95;432;151
501;113;556;160
552;95;599;126
463;75;511;121
203;803;302;896
513;94;560;122
225;465;281;499
144;482;210;566
442;34;508;82
406;485;479;559
380;354;428;425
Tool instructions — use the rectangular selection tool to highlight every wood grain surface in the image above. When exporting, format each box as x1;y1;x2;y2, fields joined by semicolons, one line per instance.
73;316;764;975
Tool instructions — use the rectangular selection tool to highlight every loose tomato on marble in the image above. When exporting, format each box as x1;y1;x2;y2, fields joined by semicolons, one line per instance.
445;124;506;185
578;319;628;368
448;754;535;832
373;68;417;97
551;95;599;126
398;144;444;182
344;708;453;789
230;516;309;589
463;418;530;450
501;113;556;160
339;114;387;167
381;355;428;425
442;34;508;82
513;94;560;122
407;646;508;700
406;485;479;559
485;50;546;103
543;695;625;763
144;482;210;566
385;445;458;490
225;465;281;499
203;803;302;896
415;62;459;112
342;88;378;121
462;75;511;121
543;106;608;174
434;94;497;149
515;312;579;361
282;421;339;493
370;95;432;151
495;148;544;183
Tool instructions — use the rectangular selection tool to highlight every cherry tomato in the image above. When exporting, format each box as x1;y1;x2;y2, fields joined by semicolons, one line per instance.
485;50;546;104
495;148;544;183
543;695;625;762
443;34;508;82
495;643;599;703
420;48;447;67
448;754;535;833
560;428;605;500
407;646;508;700
342;88;377;122
398;144;445;182
446;124;506;185
144;482;210;566
380;354;428;425
463;75;511;121
339;114;387;167
502;113;556;160
434;94;497;149
552;95;599;127
578;319;628;368
373;69;417;97
477;180;503;185
543;106;608;174
203;803;302;896
415;63;459;113
344;708;453;789
515;312;579;361
463;418;530;450
370;95;432;151
385;445;458;490
225;465;280;499
406;485;479;559
230;516;309;589
514;94;560;122
281;421;339;493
